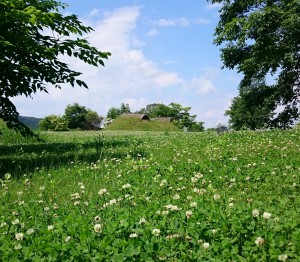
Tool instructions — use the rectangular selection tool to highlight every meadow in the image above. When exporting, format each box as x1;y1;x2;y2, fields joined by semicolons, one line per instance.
0;128;299;261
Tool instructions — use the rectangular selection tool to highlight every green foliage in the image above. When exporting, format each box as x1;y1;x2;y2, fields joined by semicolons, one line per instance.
211;0;300;128
0;129;299;260
136;103;205;131
106;103;131;120
38;115;69;131
225;85;276;130
84;110;103;130
64;103;88;130
0;0;110;136
40;103;103;131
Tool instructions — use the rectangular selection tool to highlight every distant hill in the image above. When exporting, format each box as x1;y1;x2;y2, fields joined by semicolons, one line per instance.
18;116;43;130
106;114;181;132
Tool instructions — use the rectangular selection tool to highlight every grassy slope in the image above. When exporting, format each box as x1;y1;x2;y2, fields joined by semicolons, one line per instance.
106;117;181;132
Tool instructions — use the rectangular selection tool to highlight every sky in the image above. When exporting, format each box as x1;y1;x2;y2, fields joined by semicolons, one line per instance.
13;0;242;128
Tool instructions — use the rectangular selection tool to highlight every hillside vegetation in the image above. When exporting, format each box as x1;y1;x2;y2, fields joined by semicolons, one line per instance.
106;116;181;132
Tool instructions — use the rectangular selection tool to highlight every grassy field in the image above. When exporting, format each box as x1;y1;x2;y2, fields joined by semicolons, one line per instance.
0;128;299;261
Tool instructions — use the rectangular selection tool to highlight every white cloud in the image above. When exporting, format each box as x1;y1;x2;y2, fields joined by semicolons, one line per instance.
154;18;190;27
88;8;101;17
147;28;159;36
196;18;210;24
205;3;223;10
191;77;216;95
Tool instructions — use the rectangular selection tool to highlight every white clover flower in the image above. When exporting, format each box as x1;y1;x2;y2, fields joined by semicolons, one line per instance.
229;203;234;208
47;225;54;231
160;180;167;187
0;222;7;228
94;224;102;233
152;228;160;236
186;196;193;200
65;236;71;242
70;192;80;200
39;186;45;191
53;203;59;210
173;194;180;200
129;233;138;238
166;234;180;239
193;188;200;193
84;202;89;206
252;209;260;217
74;201;80;206
14;244;22;250
12;219;20;225
255;237;265;246
202;242;210;249
17;191;23;196
94;216;101;222
186;210;193;219
109;199;117;205
263;212;272;220
190;202;197;208
15;233;24;241
26;228;34;235
139;218;147;224
199;189;207;195
122;183;131;189
161;210;169;215
213;194;220;201
211;229;217;235
98;188;107;196
44;207;50;211
278;254;288;261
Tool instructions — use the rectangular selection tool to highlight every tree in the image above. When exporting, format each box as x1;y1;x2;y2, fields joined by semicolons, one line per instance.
211;0;300;128
84;109;103;130
0;0;110;135
39;115;68;131
106;107;121;120
120;103;131;114
225;85;276;130
64;103;88;130
137;102;205;131
106;103;132;120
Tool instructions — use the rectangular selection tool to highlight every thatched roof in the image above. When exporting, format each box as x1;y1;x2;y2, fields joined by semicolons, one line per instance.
120;114;150;121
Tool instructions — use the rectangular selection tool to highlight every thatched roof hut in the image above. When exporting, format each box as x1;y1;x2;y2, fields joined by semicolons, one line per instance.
120;114;150;121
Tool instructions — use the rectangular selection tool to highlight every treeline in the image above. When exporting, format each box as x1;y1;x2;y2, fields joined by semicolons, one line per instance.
39;102;205;132
39;103;103;131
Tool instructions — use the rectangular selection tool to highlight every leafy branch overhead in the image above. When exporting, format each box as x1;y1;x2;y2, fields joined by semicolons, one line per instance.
211;0;300;129
0;0;110;135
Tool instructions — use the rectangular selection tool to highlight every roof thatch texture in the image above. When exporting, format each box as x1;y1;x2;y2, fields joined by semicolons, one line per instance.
120;114;150;121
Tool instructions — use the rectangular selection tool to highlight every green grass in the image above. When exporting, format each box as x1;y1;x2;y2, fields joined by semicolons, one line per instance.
106;116;181;132
0;129;299;261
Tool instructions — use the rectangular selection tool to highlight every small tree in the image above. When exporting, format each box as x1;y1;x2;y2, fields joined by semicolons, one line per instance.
64;103;88;130
39;115;69;131
84;110;103;130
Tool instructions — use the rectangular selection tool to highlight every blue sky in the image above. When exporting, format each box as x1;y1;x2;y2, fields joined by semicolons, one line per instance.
13;0;242;128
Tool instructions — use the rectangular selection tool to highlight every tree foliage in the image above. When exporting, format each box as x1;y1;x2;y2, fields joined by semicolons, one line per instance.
39;103;103;131
106;103;131;120
0;0;110;135
211;0;300;128
38;115;68;131
136;103;205;132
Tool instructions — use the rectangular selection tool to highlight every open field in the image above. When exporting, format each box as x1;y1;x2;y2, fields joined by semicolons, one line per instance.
0;129;300;261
